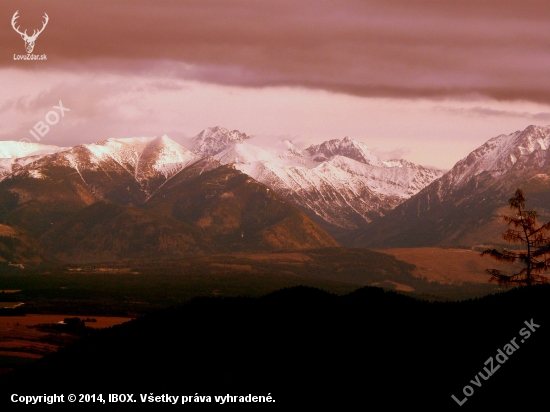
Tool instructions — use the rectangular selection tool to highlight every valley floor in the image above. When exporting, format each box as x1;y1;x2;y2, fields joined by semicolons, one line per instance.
0;315;131;374
376;247;521;284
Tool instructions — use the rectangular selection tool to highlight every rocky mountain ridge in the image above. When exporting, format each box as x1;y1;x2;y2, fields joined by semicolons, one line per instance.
353;125;550;248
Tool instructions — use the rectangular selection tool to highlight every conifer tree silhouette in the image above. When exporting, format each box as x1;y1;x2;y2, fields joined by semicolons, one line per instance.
481;188;550;286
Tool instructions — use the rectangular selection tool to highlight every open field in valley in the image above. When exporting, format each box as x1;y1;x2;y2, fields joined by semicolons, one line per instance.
0;314;132;374
376;247;523;284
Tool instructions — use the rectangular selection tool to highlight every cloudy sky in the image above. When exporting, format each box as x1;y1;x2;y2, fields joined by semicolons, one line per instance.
1;0;549;169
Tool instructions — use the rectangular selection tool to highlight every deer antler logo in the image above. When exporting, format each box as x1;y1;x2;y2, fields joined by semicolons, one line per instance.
11;11;49;54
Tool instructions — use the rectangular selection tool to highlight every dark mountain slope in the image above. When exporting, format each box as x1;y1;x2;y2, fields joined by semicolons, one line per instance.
39;202;206;262
0;223;52;264
145;162;339;251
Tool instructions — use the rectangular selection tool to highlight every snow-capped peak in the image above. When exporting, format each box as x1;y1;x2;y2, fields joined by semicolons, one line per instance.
190;126;253;157
305;137;385;166
77;135;199;180
6;135;200;196
447;125;550;189
281;139;304;157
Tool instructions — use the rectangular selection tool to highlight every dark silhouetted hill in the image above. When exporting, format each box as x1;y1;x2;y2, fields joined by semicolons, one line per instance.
2;285;549;409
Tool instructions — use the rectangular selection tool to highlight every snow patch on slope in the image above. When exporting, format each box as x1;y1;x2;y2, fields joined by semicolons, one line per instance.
0;141;68;181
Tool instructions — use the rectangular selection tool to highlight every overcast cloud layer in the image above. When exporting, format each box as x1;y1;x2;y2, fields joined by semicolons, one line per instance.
2;0;550;103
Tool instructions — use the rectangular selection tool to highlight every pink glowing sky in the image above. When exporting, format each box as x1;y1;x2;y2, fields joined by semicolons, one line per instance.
1;0;550;169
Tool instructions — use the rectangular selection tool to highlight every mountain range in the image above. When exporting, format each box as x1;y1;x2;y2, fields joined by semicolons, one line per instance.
0;135;338;263
1;124;549;263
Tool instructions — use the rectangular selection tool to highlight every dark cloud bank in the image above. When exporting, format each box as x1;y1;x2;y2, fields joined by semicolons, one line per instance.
2;0;550;103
